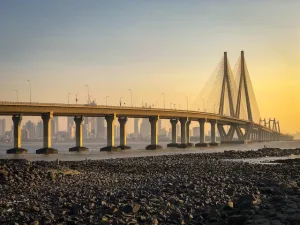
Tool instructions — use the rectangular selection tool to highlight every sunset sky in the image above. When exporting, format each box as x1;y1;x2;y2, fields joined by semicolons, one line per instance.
0;1;299;134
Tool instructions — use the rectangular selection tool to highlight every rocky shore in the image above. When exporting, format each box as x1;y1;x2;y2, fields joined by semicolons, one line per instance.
1;148;300;225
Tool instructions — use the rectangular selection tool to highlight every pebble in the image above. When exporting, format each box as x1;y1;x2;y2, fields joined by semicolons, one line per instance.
0;147;300;224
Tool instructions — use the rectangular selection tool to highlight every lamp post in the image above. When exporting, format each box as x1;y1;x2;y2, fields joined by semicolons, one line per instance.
186;96;188;111
85;85;90;104
161;92;165;109
106;96;109;106
170;102;172;109
15;90;18;102
119;97;123;107
68;93;71;104
202;98;205;111
75;93;78;104
128;89;132;107
213;101;216;113
27;80;31;103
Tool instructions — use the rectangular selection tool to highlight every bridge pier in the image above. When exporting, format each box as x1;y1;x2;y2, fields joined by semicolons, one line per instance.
36;112;58;154
118;117;131;150
101;115;120;151
195;118;209;147
69;116;88;152
186;120;194;147
167;119;178;147
7;115;28;154
210;120;219;146
146;116;162;150
178;117;188;148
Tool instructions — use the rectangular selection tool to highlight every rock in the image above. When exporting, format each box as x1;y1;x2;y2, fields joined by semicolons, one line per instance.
228;215;247;225
224;201;234;210
120;204;133;214
132;203;141;213
237;194;261;209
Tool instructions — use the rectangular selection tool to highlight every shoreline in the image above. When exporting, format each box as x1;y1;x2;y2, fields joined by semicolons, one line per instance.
1;148;300;224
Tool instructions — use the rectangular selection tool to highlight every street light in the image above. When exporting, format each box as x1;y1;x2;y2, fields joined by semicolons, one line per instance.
161;92;165;109
170;102;172;109
85;85;90;104
202;98;205;111
27;80;31;103
119;97;123;106
106;96;109;106
186;96;188;111
213;101;216;113
68;93;71;104
15;90;18;102
128;89;132;107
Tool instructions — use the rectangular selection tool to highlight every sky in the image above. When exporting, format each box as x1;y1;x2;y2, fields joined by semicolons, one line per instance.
0;0;299;134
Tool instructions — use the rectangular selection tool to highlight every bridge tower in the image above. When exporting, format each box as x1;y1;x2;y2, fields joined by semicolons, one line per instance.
219;52;235;117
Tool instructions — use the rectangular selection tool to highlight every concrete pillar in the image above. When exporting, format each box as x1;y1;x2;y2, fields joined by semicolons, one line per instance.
178;117;188;148
69;116;88;152
101;114;120;151
118;117;131;150
210;120;219;146
36;112;58;154
196;119;208;147
186;120;194;147
167;119;178;147
7;115;28;154
146;116;162;150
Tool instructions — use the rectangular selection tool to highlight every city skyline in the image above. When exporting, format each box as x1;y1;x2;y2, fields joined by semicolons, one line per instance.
0;1;299;133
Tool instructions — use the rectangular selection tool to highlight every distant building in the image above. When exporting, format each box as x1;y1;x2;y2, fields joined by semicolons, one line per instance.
67;117;74;136
134;118;140;136
158;119;162;135
51;120;57;137
24;120;35;139
53;116;59;133
68;124;75;139
0;118;6;136
96;117;105;139
36;121;43;139
176;124;181;137
193;127;200;137
22;128;29;141
114;125;120;139
140;118;150;138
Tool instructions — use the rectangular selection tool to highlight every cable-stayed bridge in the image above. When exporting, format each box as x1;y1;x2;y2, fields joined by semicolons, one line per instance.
0;51;293;154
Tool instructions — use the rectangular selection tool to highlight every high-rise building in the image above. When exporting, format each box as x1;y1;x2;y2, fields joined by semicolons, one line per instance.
0;118;6;136
51;120;57;137
83;123;89;138
67;117;74;129
134;118;140;136
53;116;59;133
193;127;200;137
114;125;120;139
22;128;29;141
140;118;150;138
36;121;43;139
96;117;105;139
158;119;162;135
24;120;36;139
176;124;181;137
90;117;97;138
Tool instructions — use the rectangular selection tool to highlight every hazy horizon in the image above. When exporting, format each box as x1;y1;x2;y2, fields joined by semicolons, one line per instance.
0;1;299;134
